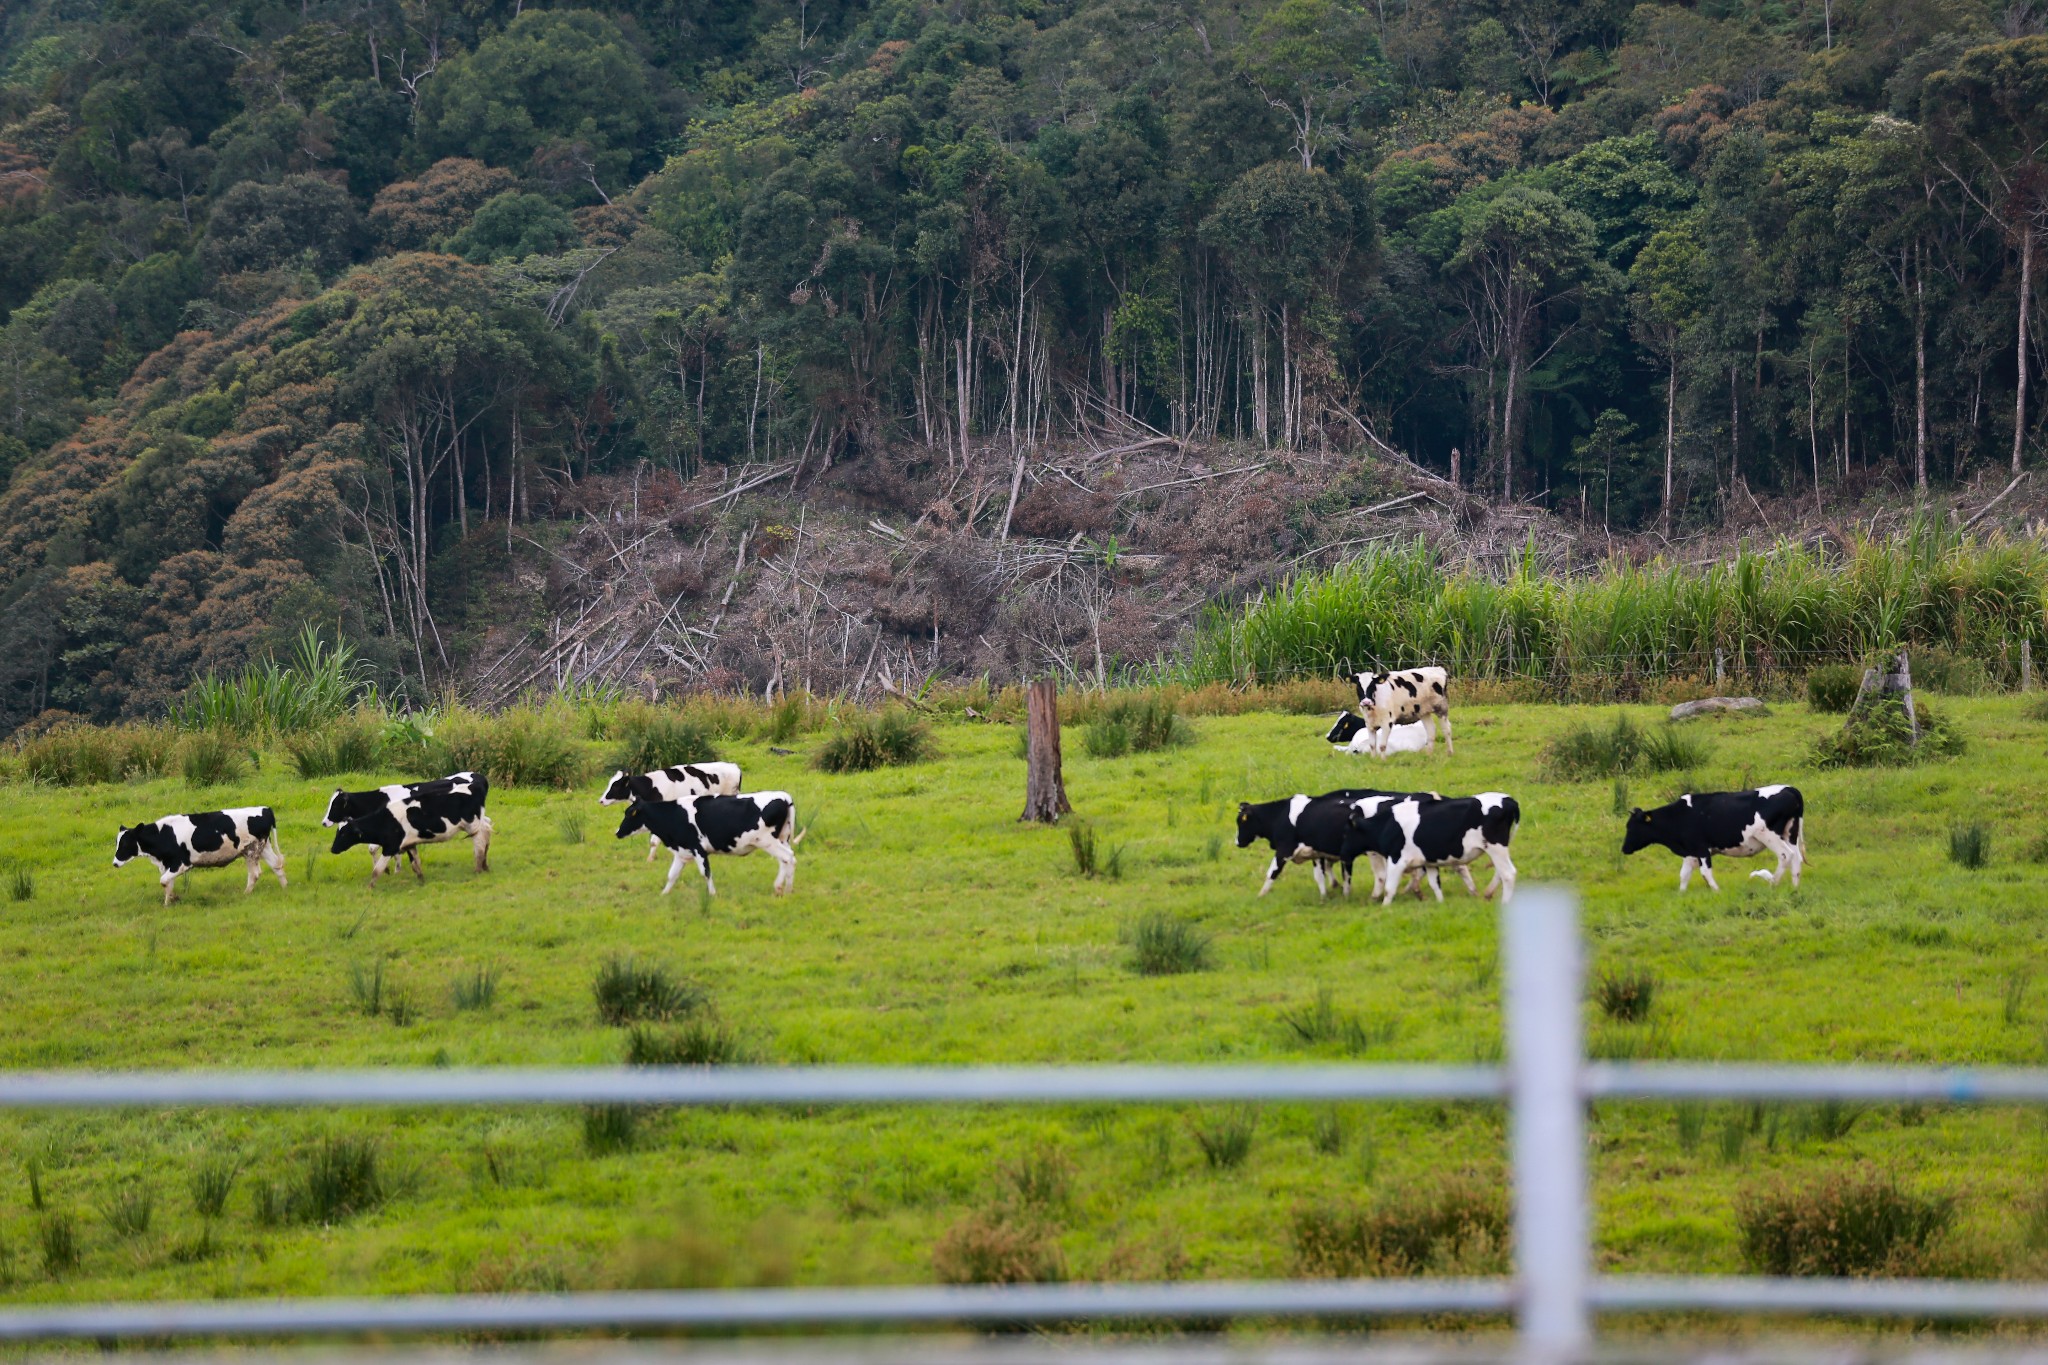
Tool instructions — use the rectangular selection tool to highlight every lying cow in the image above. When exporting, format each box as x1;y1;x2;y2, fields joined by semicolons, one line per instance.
599;762;744;861
323;772;487;878
1326;711;1433;755
114;807;286;906
1349;668;1453;756
330;778;493;886
615;792;799;896
1235;788;1437;898
1348;792;1519;906
1622;786;1805;891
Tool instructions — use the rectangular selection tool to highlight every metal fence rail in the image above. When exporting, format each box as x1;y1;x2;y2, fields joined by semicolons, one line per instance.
3;887;2044;1352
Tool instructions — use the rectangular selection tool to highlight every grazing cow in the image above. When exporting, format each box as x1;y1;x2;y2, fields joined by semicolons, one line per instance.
1348;793;1519;906
113;808;286;906
1349;668;1453;756
598;762;744;861
1622;786;1805;891
330;780;493;886
1235;789;1437;898
323;772;487;877
615;792;799;896
1326;711;1433;755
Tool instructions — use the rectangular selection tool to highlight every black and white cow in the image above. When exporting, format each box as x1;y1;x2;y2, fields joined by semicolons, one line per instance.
1348;792;1519;906
1326;711;1432;755
1235;789;1437;898
614;791;799;896
1349;668;1453;756
329;778;493;886
322;772;488;878
1622;786;1805;891
598;762;744;861
113;807;286;906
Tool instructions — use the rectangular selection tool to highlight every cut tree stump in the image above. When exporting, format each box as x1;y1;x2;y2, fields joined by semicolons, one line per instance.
1850;650;1919;745
1020;678;1071;823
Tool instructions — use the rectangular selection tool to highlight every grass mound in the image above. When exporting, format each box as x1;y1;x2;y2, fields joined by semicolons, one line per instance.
812;709;934;773
1737;1169;1956;1275
932;1208;1066;1284
1123;911;1211;975
1812;695;1965;769
1594;966;1659;1022
624;1019;747;1066
1542;713;1709;780
1293;1177;1509;1276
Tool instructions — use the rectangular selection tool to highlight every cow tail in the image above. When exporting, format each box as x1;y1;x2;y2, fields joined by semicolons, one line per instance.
784;803;804;845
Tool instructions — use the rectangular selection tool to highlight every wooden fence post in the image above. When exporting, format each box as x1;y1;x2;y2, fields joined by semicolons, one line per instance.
1714;649;1725;691
1021;679;1071;823
2024;639;2033;693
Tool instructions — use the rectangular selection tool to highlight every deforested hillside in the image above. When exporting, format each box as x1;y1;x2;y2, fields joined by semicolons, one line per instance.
3;0;2048;726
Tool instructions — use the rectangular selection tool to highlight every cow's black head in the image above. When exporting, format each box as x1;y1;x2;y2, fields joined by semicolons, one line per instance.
330;821;368;855
1620;807;1654;855
1235;801;1259;848
113;825;141;867
599;770;633;805
1325;711;1367;744
615;804;649;839
321;790;349;827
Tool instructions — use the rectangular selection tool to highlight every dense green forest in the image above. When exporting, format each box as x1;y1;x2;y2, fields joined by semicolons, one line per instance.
2;0;2046;729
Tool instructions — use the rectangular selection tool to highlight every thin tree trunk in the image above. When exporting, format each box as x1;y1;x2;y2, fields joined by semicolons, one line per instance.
1915;243;1929;492
1663;350;1677;528
1808;352;1822;514
2015;221;2033;475
1020;679;1070;822
1501;341;1521;500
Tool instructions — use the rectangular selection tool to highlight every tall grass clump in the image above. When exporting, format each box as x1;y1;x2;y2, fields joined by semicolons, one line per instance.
99;1185;154;1238
173;625;378;734
1293;1178;1510;1275
291;1136;384;1224
1545;713;1709;780
1949;820;1991;869
812;708;935;772
180;731;250;788
1067;821;1125;879
430;705;589;788
1807;664;1863;712
38;1214;77;1275
1737;1170;1956;1275
1083;691;1193;758
451;964;499;1011
608;701;723;773
932;1209;1067;1285
1123;912;1212;976
593;956;706;1025
1280;987;1399;1053
1189;1107;1258;1170
6;861;33;902
581;1105;639;1155
1183;523;2048;694
191;1156;241;1218
284;712;386;779
624;1020;746;1066
1594;966;1659;1023
16;724;178;786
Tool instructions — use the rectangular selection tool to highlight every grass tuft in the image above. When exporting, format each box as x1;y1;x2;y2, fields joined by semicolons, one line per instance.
997;1144;1074;1211
555;813;586;845
180;731;250;788
290;1136;383;1224
1594;966;1659;1023
812;709;935;773
1807;664;1863;712
581;1105;640;1155
593;956;706;1026
1067;821;1125;879
191;1156;240;1219
39;1214;77;1276
100;1185;153;1239
1311;1108;1347;1155
5;860;32;902
608;702;723;774
284;713;385;779
1293;1177;1509;1276
1737;1169;1955;1275
1082;691;1193;758
1280;987;1399;1053
1188;1106;1257;1170
624;1020;746;1066
1544;714;1707;779
452;964;499;1011
932;1208;1066;1285
1949;820;1991;869
1123;911;1212;976
1674;1105;1706;1155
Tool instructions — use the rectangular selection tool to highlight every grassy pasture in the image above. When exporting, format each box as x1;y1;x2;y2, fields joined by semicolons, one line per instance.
3;696;2048;1317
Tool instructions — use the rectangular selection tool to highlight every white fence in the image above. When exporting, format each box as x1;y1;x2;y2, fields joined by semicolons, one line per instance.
3;887;2045;1351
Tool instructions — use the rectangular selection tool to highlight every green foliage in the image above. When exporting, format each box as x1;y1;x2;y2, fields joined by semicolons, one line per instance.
99;1185;154;1239
1737;1170;1956;1276
581;1105;640;1156
17;725;177;786
1189;1107;1258;1170
624;1020;746;1066
1123;911;1211;976
39;1215;77;1276
1807;665;1863;712
608;702;722;773
430;706;589;789
190;1157;240;1219
1812;696;1967;769
1594;966;1659;1023
1293;1179;1509;1275
179;731;250;788
593;956;705;1026
289;1137;384;1225
6;861;33;902
1544;713;1707;780
1279;987;1399;1053
284;712;385;779
451;965;498;1011
1948;821;1991;869
811;710;934;773
446;191;577;264
1082;692;1193;758
1067;821;1125;879
174;628;377;736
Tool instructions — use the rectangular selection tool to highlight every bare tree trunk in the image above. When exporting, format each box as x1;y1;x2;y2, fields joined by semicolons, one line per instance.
1915;243;1929;492
1808;350;1822;514
2015;221;2034;475
1501;341;1521;500
1020;679;1070;823
1663;351;1677;528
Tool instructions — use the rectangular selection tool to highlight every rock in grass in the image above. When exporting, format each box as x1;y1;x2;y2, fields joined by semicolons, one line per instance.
1669;697;1769;721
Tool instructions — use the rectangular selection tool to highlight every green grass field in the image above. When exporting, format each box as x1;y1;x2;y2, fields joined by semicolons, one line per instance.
3;696;2048;1315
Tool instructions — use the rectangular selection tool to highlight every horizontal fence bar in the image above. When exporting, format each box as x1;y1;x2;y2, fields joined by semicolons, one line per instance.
0;1281;1519;1343
1586;1064;2048;1103
0;1065;1507;1109
1593;1276;2048;1317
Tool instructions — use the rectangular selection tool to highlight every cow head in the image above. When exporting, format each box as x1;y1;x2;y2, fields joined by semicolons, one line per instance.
1620;807;1655;855
1346;796;1394;833
599;770;633;805
615;803;649;839
1235;802;1259;848
1359;672;1391;707
321;790;348;827
330;820;369;855
1325;711;1368;744
113;825;141;867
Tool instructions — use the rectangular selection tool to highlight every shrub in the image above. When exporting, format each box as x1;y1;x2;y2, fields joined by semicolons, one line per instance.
1124;912;1211;976
593;956;706;1025
1736;1169;1956;1276
191;1156;240;1219
1189;1107;1257;1170
1914;648;1993;696
1280;987;1398;1054
608;701;723;774
284;713;385;779
1807;664;1863;712
1083;692;1193;758
1813;695;1966;768
431;706;589;788
16;724;177;786
1594;966;1658;1023
582;1105;639;1155
180;731;250;788
997;1144;1074;1211
1068;821;1124;879
1293;1178;1510;1276
452;965;499;1011
100;1185;153;1238
1083;717;1132;758
6;861;33;902
39;1214;77;1275
1639;724;1711;772
1949;820;1991;869
932;1208;1066;1285
1541;713;1641;780
292;1136;384;1224
624;1020;745;1066
812;709;934;773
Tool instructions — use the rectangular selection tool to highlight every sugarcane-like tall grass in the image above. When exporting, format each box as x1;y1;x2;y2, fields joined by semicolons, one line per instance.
1182;519;2048;694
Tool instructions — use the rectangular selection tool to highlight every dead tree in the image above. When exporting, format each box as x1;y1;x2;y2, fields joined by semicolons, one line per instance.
1020;678;1070;822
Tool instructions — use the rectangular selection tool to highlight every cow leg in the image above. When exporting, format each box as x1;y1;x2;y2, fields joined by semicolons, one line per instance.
1365;852;1387;900
1421;715;1436;753
1311;860;1330;899
407;846;426;882
1439;712;1453;755
697;856;717;897
1339;858;1354;897
1424;868;1445;903
161;871;179;907
1791;818;1806;886
1457;865;1480;897
368;852;391;888
263;838;288;889
1487;847;1517;905
764;838;796;894
1698;857;1722;892
1677;856;1695;892
1259;854;1287;897
1752;827;1796;885
244;847;262;893
472;822;492;873
648;834;661;863
1381;857;1416;907
660;849;688;895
